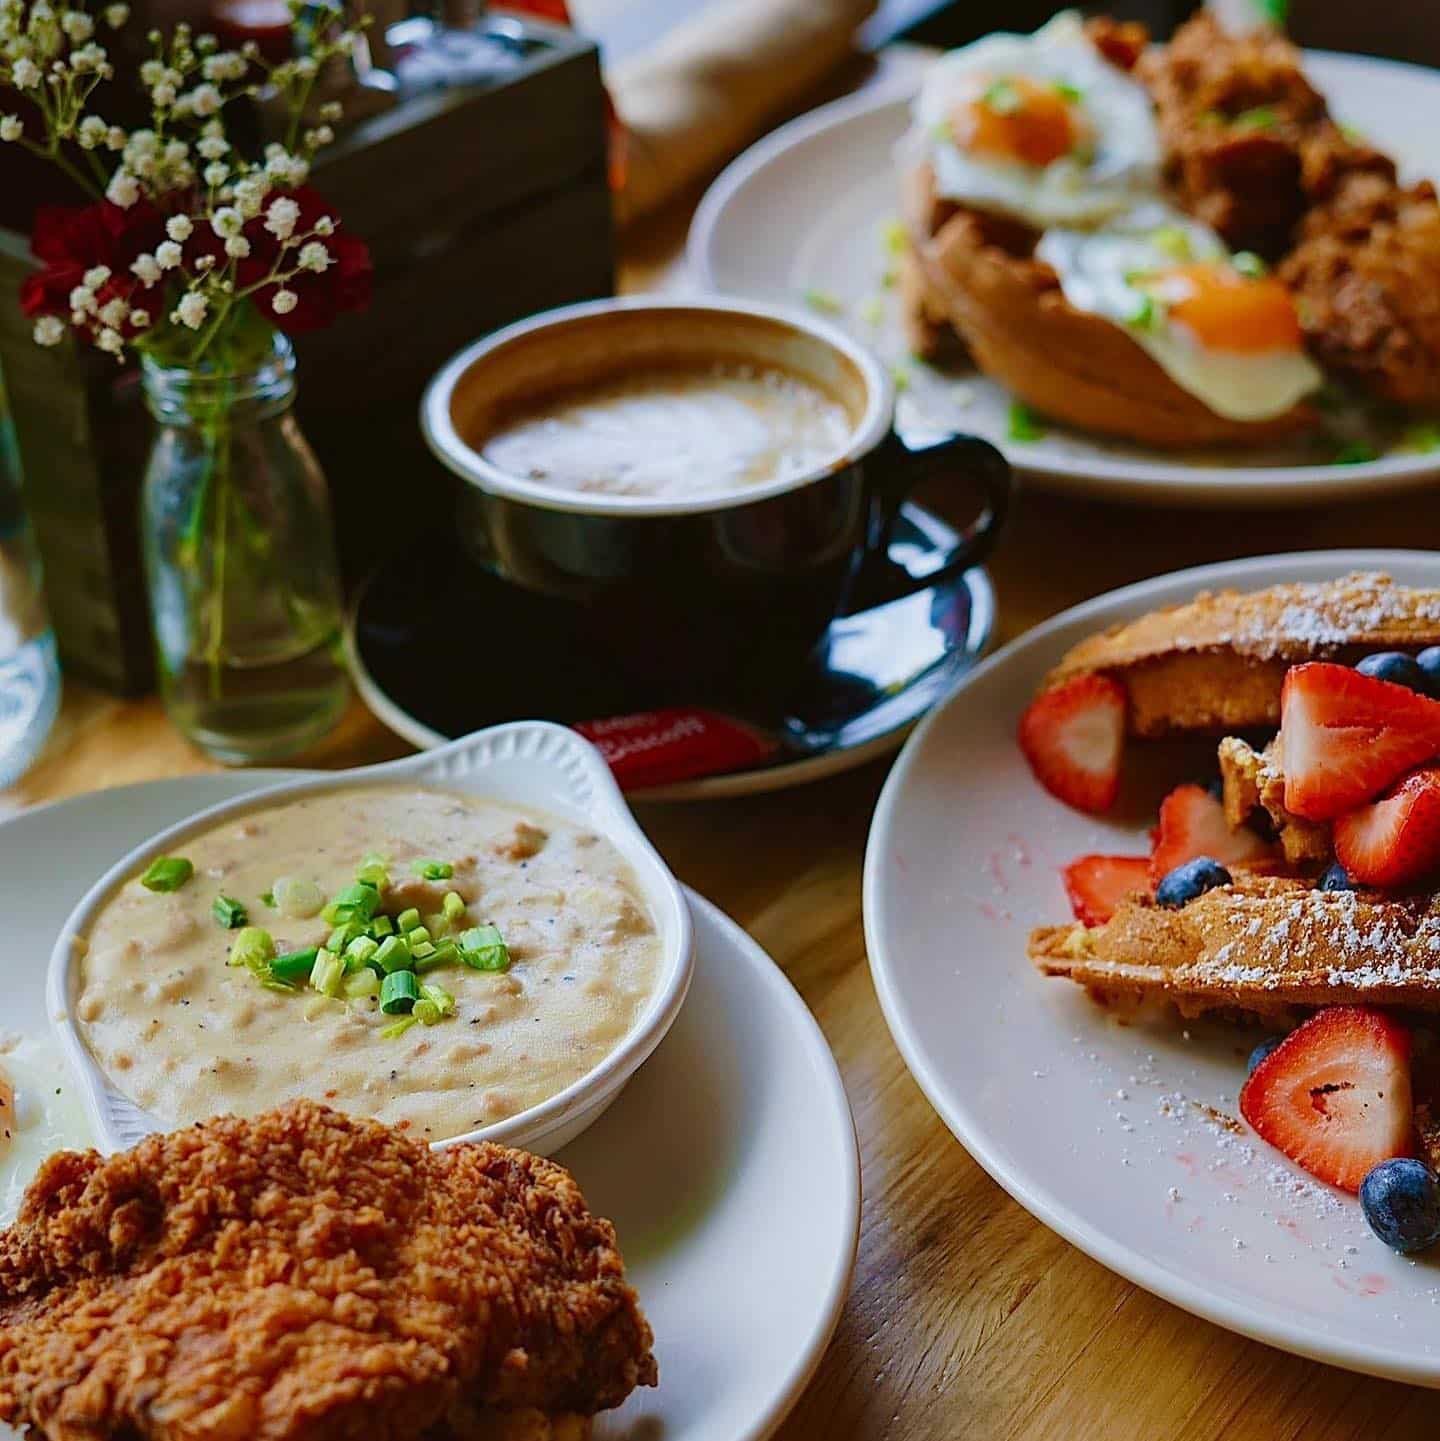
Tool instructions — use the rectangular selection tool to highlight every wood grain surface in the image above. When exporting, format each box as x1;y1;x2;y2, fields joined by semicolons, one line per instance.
12;93;1440;1441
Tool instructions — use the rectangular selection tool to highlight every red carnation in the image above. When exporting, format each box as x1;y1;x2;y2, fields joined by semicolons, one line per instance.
20;200;169;326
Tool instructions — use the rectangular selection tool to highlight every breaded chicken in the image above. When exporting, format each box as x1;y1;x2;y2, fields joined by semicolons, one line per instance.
0;1101;656;1441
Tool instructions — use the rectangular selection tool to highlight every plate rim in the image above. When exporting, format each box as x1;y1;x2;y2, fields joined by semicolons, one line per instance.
687;50;1440;504
863;547;1440;1386
4;772;861;1441
344;556;996;803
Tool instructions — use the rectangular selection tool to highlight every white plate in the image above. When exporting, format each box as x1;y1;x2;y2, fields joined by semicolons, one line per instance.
865;549;1440;1386
6;773;859;1441
690;52;1440;506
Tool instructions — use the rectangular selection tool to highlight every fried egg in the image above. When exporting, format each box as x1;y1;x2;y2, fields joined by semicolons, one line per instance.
1035;204;1323;420
910;10;1161;227
0;1032;93;1224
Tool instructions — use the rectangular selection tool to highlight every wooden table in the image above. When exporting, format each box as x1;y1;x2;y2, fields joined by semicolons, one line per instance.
14;97;1440;1441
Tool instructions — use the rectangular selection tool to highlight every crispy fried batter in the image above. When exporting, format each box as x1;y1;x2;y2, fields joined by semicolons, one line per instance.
0;1102;656;1441
1139;12;1394;257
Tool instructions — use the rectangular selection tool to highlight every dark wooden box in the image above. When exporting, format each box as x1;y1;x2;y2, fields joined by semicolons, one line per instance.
0;13;613;693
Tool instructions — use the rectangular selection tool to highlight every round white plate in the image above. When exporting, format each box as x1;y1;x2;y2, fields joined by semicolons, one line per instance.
5;775;859;1441
865;548;1440;1387
690;52;1440;506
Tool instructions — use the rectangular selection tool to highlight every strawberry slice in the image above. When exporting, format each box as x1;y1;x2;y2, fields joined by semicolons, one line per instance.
1240;1006;1414;1192
1018;674;1126;814
1281;662;1440;822
1334;765;1440;888
1148;782;1275;885
1062;854;1151;925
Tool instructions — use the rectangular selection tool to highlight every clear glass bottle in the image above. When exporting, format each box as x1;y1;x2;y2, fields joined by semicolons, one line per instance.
0;361;61;789
140;332;349;763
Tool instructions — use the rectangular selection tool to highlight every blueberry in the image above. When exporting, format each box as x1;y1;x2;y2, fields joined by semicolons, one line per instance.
1418;646;1440;694
1202;774;1225;801
1155;856;1233;909
1246;1035;1283;1075
1318;861;1354;892
1357;651;1427;693
1360;1158;1440;1254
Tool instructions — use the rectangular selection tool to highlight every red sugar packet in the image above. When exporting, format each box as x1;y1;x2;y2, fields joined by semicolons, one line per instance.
574;709;779;791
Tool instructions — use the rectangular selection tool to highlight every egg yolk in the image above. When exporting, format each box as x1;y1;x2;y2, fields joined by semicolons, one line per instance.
953;75;1088;169
1153;264;1304;354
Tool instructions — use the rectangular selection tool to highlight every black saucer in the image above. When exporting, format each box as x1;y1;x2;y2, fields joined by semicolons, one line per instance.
347;504;995;798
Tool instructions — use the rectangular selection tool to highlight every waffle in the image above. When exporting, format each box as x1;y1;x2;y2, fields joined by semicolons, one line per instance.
1044;571;1440;737
1030;874;1440;1021
1217;733;1330;865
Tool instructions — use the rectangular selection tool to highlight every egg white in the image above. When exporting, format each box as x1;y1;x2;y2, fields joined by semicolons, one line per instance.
1035;204;1324;421
0;1032;94;1225
909;10;1162;228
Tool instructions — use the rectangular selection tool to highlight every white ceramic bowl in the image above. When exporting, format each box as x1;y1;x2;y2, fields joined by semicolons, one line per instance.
47;721;694;1158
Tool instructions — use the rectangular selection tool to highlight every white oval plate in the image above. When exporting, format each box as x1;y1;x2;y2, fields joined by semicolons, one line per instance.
865;549;1440;1386
49;722;693;1159
7;773;859;1441
690;52;1440;507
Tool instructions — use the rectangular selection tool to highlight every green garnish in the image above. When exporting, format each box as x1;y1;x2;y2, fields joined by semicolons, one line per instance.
412;998;442;1026
1199;109;1224;128
355;853;388;888
140;857;193;893
1231;250;1268;278
211;895;247;930
327;919;363;953
1404;422;1440;453
1255;0;1288;23
442;891;467;923
406;926;431;948
396;907;421;935
272;876;324;918
802;288;843;315
1052;80;1084;104
880;218;907;257
228;926;275;971
1233;105;1278;132
372;914;394;938
1007;401;1045;442
380;970;420;1014
322;882;381;925
890;363;911;393
415;940;457;974
374;935;413;974
343;934;379;969
1150;226;1191;261
270;947;320;983
259;889;276;908
410;859;453;880
1128;294;1160;332
380;1015;418;1040
1340;122;1366;144
310;949;345;998
421;983;456;1016
982;79;1022;115
458;924;510;973
1333;440;1379;465
344;968;381;1000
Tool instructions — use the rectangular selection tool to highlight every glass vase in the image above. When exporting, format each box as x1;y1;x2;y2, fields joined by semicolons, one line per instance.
140;332;350;763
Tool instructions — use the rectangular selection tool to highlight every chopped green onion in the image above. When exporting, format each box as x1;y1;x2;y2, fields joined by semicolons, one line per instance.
343;968;381;1000
415;940;457;973
140;856;193;893
380;1015;419;1040
374;935;413;974
421;983;456;1017
1231;250;1267;278
261;977;296;993
1127;294;1160;332
273;876;325;919
802;288;843;315
270;946;320;982
424;911;451;939
458;924;511;973
344;934;379;970
211;894;247;930
1339;121;1365;144
1149;226;1191;261
982;79;1021;115
413;998;442;1026
890;363;911;393
310;949;345;998
1333;440;1378;465
880;218;907;257
380;969;421;1014
1233;105;1278;131
410;858;453;880
442;891;467;923
411;940;437;962
323;882;381;925
1007;401;1045;443
259;889;276;908
406;925;431;948
372;914;394;938
355;853;389;889
396;907;421;935
1052;79;1084;104
327;920;363;953
1404;421;1440;453
1256;0;1288;23
228;926;275;971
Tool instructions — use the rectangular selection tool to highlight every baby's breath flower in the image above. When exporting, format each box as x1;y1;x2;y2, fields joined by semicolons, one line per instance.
11;56;39;88
224;234;250;258
203;160;228;186
105;168;139;207
270;288;297;316
187;81;221;116
298;241;330;273
164;138;187;162
232;172;268;216
318;100;342;122
196;133;227;159
263;195;299;241
293;55;317;78
77;114;107;148
103;3;128;27
98;297;128;328
105;125;125;150
312;215;335;237
154;239;182;269
194;253;215;272
201;50;245;81
165;214;193;242
131;252;161;286
82;264;111;288
60;11;93;41
173;291;207;329
32;315;64;346
0;115;20;142
130;307;150;328
195;32;217;52
210;205;242;238
69;284;95;313
70;42;106;71
150;80;175;106
138;58;164;85
96;326;123;354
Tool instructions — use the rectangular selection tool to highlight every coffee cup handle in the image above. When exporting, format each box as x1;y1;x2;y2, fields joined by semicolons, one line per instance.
840;430;1013;616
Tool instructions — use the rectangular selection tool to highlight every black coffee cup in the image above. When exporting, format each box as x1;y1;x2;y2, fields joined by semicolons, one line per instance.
421;297;1012;701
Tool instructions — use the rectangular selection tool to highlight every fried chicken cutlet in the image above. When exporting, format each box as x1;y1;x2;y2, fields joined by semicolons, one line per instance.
0;1101;656;1441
